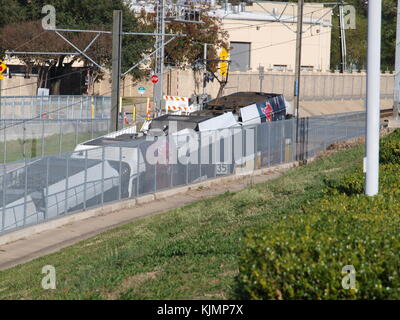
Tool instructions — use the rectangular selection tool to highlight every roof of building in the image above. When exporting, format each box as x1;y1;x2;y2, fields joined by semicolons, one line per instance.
209;8;331;27
128;1;331;27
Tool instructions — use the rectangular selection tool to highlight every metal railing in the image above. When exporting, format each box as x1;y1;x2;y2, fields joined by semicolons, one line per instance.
0;111;366;236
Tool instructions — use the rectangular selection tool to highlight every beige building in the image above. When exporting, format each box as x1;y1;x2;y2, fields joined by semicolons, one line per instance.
211;1;333;72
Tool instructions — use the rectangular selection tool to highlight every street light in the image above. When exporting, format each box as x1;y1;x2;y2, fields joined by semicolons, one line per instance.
365;0;382;196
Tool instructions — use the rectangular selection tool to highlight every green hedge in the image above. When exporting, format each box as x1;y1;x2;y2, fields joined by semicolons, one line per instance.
325;164;400;197
380;129;400;164
237;129;400;299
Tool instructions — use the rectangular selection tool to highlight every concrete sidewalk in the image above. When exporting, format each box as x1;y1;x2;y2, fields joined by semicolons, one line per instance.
0;163;294;271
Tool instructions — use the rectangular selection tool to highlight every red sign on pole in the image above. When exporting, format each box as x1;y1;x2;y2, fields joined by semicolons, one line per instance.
151;74;159;84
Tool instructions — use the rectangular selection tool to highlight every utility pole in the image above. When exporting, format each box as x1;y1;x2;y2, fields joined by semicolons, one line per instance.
294;0;304;146
339;5;347;73
0;79;2;120
154;0;166;115
394;0;400;120
365;0;382;196
258;65;265;92
111;10;123;132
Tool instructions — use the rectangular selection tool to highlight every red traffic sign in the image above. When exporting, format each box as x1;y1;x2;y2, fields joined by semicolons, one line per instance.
151;74;159;84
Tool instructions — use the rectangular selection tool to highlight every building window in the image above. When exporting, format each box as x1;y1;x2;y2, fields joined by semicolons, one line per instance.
230;42;251;72
301;65;314;72
273;64;287;72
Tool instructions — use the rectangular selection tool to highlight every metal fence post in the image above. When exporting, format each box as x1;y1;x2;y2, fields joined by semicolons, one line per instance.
45;156;49;220
2;164;6;232
170;137;174;187
136;145;140;197
232;128;235;173
23;156;28;227
154;163;157;193
80;97;83;120
254;125;258;168
57;96;60;119
23;122;26;159
40;96;44;119
84;150;88;210
101;146;105;205
186;154;189;185
3;123;7;164
91;118;94;139
75;119;79;147
119;146;122;200
64;155;69;215
41;119;45;157
268;124;271;167
280;122;283;164
199;133;202;178
59;119;63;154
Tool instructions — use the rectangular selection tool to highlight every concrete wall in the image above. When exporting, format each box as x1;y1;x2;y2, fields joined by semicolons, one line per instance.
111;69;394;102
0;75;37;96
2;70;395;109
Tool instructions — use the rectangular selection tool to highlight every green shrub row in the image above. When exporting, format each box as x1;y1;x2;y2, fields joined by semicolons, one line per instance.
237;129;400;299
380;129;400;164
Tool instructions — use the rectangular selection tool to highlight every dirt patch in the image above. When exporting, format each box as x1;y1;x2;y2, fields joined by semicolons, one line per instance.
322;167;341;173
106;270;162;300
218;269;239;277
316;128;395;159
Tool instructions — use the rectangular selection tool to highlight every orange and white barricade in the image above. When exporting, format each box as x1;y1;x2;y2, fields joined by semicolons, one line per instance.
164;96;196;114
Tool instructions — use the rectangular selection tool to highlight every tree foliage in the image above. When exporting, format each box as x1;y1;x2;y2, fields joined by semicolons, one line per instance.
300;0;396;71
137;10;228;70
0;0;154;93
0;0;228;94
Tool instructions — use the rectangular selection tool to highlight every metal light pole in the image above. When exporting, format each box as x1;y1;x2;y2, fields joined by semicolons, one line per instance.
154;0;166;114
294;0;304;161
111;10;123;132
394;0;400;120
365;0;382;196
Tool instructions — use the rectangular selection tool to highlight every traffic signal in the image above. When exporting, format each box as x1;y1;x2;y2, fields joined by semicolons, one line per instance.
0;60;7;80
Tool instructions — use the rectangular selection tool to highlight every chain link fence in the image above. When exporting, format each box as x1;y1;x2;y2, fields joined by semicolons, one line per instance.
0;119;111;163
0;111;366;236
0;95;111;120
0;95;114;162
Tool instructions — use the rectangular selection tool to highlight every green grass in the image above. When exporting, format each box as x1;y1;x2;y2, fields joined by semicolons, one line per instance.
1;131;108;163
0;142;365;300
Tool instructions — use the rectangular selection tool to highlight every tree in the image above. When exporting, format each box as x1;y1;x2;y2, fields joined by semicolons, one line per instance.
0;0;154;94
312;0;396;71
139;9;228;93
263;0;397;71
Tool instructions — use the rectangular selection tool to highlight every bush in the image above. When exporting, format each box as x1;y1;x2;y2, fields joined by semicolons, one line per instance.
380;129;400;164
238;194;400;299
237;130;400;299
325;164;400;197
